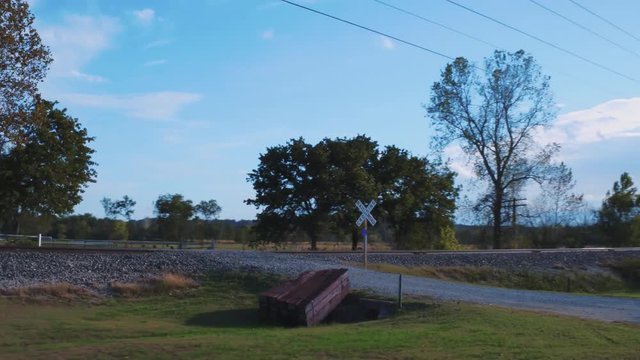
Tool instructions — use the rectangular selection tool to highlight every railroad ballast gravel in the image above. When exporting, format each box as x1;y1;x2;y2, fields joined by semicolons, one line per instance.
1;249;639;323
1;248;638;294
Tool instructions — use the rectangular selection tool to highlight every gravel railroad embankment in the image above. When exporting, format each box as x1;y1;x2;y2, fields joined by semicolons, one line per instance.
1;249;639;323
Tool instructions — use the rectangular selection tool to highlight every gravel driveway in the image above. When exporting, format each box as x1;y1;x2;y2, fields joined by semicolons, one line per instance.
1;249;639;324
345;266;640;324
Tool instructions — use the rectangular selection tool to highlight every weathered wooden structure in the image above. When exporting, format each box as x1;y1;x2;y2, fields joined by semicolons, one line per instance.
258;268;350;326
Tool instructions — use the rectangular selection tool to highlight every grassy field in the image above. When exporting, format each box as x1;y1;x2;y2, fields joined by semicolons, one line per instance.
0;273;639;359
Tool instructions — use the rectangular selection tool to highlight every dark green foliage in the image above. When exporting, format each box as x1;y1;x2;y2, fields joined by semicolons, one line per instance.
246;138;331;250
426;50;557;249
0;100;96;233
194;199;221;221
40;214;251;243
598;172;640;246
246;135;458;250
154;194;194;243
101;195;136;220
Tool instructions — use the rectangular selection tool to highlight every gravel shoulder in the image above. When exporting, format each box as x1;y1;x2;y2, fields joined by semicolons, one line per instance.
1;249;639;324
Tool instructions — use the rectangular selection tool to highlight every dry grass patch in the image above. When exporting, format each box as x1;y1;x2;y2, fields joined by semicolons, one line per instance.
0;282;98;301
110;273;198;297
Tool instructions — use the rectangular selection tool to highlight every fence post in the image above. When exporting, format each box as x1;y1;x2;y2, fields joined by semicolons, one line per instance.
38;233;42;248
398;273;403;309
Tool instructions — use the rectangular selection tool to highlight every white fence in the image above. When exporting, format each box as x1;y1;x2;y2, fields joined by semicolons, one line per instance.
0;233;53;247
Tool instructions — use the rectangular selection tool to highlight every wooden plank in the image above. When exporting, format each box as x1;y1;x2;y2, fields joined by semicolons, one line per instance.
258;268;350;326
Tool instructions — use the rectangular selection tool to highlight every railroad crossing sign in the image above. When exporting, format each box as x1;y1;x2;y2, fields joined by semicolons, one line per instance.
355;199;376;269
355;200;376;226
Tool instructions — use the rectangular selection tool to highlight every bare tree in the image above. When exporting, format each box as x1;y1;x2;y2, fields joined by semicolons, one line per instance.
427;50;557;248
534;162;584;227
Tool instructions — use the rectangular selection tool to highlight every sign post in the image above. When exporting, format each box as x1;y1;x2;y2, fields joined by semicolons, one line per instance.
355;200;376;269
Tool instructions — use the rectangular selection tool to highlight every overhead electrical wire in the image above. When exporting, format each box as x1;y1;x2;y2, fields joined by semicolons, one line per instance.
444;0;640;85
528;0;640;58
372;0;503;50
568;0;640;42
279;0;463;64
369;0;621;99
280;0;629;100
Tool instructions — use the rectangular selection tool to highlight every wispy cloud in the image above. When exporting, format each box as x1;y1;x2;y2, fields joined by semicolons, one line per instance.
133;8;155;25
261;29;275;40
143;59;168;67
144;38;174;49
70;70;106;83
58;92;203;121
39;15;120;81
380;36;395;50
538;97;640;145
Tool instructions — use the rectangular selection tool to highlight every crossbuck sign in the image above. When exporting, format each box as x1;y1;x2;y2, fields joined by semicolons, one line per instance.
355;200;376;227
355;200;376;269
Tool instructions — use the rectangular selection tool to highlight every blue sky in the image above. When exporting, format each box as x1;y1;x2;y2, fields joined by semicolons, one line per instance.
29;0;640;220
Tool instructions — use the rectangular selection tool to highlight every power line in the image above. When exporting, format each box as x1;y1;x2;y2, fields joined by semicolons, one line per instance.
528;0;640;58
279;0;459;63
372;0;503;50
444;0;640;85
371;0;622;100
282;0;627;100
568;0;640;42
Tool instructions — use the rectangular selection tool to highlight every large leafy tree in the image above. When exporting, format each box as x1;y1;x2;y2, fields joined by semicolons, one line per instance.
0;101;96;233
598;172;640;246
246;136;458;250
426;50;557;248
1;0;52;148
154;194;194;246
195;199;222;221
376;146;458;249
320;135;379;250
246;138;331;250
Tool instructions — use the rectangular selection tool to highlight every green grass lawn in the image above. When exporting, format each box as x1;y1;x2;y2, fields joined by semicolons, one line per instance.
0;273;639;360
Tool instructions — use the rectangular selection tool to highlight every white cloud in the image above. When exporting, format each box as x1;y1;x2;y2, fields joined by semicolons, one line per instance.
70;70;106;83
444;144;475;179
133;8;155;24
538;97;640;145
39;15;120;81
380;36;395;50
143;59;168;67
58;92;203;121
261;29;275;40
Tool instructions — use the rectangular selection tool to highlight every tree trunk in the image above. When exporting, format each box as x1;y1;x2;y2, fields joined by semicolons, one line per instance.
493;189;504;249
351;228;359;250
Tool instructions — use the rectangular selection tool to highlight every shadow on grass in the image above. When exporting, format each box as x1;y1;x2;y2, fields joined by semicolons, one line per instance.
186;308;271;329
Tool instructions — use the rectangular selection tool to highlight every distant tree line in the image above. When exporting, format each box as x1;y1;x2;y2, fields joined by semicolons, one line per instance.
457;172;640;249
10;213;255;244
9;193;252;244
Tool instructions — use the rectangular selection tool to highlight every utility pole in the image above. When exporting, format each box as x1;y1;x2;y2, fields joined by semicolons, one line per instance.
510;198;527;242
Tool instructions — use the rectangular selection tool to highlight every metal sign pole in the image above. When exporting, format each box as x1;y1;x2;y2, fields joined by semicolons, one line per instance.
364;219;368;269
